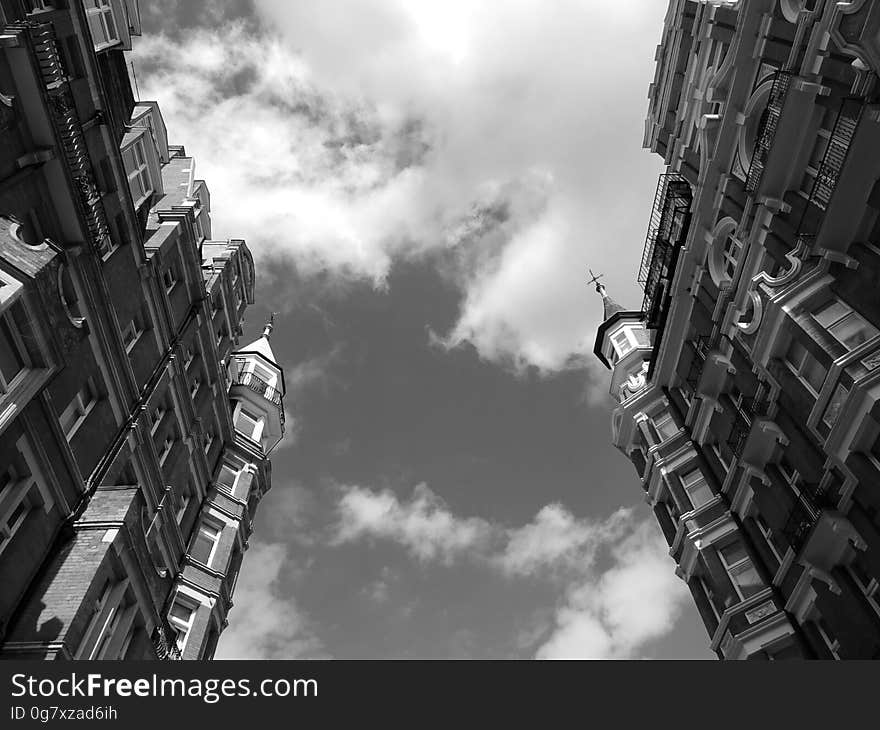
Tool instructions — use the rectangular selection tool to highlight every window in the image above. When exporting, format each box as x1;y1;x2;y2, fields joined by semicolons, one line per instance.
175;486;191;524
0;314;27;393
162;267;176;293
813;299;879;351
234;407;261;440
190;522;221;567
203;427;214;455
60;379;97;439
158;434;174;466
216;462;239;494
611;329;634;359
150;403;165;436
653;413;680;442
183;345;194;370
121;320;140;354
85;0;120;50
681;469;714;510
0;468;33;556
821;382;849;430
784;339;827;396
216;326;227;346
718;540;763;601
720;235;742;280
76;578;136;660
755;514;784;564
168;599;196;653
190;376;200;399
122;138;151;208
815;617;841;659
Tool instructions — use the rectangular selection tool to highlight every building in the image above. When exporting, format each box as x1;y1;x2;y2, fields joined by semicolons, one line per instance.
596;0;880;659
0;1;285;659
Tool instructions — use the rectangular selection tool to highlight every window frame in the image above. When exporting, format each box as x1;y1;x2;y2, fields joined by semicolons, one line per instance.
718;540;763;602
85;0;120;51
189;522;222;568
60;378;97;440
681;469;714;511
167;597;197;654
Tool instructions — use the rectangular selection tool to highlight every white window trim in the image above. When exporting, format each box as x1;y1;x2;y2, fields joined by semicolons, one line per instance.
85;0;120;51
150;404;165;436
168;597;197;654
190;522;222;568
158;434;174;466
162;267;176;294
75;578;131;660
60;378;97;440
233;403;264;442
681;469;713;511
718;540;763;603
121;319;141;354
0;306;30;394
216;462;241;495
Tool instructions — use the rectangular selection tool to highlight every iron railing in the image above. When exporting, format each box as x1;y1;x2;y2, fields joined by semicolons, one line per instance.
744;72;792;194
684;335;714;394
725;397;767;460
151;625;182;661
232;371;284;427
638;173;693;329
18;22;111;253
807;97;863;211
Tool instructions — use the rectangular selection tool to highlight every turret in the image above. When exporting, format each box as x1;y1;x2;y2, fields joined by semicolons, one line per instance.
228;314;285;452
590;271;653;402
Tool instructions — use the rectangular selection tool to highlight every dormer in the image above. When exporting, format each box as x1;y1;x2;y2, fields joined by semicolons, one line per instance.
228;315;285;453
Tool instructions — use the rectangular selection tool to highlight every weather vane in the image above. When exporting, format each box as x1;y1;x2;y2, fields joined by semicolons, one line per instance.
587;268;607;295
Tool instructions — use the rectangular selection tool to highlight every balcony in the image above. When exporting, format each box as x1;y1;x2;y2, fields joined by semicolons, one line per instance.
744;72;792;194
726;397;767;460
638;173;692;376
151;624;182;661
15;22;111;253
795;97;865;243
231;371;285;428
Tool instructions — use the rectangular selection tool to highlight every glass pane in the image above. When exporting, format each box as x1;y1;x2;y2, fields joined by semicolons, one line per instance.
822;383;849;428
217;465;236;488
731;562;763;598
784;339;806;369
720;541;748;567
829;313;877;349
169;602;192;624
813;300;849;328
190;531;214;564
801;354;827;394
685;479;714;510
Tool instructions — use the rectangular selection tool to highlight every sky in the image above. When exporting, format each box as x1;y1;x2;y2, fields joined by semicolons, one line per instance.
134;0;714;659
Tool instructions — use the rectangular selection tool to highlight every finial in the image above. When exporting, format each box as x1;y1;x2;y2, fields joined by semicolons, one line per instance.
262;312;277;340
588;268;607;297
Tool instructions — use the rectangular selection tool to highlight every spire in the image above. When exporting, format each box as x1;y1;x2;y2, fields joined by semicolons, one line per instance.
262;312;276;340
588;269;625;321
237;312;278;364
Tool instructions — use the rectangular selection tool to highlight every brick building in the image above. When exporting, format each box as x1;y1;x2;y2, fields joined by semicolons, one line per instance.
0;1;284;659
596;0;880;658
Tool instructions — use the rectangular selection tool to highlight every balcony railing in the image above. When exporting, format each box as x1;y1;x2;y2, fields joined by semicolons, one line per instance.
744;72;792;194
19;22;111;253
684;335;714;394
807;97;863;212
638;173;693;332
232;371;284;426
151;625;182;661
725;397;767;460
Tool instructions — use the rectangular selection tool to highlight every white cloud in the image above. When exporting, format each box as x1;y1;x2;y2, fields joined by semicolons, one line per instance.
215;542;329;659
331;482;689;658
535;522;690;659
334;482;495;564
497;503;631;577
133;0;666;380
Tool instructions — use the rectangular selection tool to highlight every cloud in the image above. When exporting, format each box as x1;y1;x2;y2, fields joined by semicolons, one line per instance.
215;541;329;659
133;0;666;381
497;503;631;577
330;482;689;658
334;482;495;564
535;522;690;659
